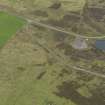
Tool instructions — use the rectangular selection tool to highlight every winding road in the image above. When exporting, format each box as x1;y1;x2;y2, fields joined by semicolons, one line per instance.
1;5;105;78
23;15;105;79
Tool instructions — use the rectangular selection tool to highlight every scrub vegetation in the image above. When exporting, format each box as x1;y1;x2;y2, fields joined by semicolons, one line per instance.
0;0;105;105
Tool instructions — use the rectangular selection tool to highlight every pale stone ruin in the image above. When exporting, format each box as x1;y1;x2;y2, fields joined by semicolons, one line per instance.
71;36;88;50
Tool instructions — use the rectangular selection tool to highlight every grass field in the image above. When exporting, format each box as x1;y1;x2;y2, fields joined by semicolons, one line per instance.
0;25;104;105
0;11;26;47
0;1;105;105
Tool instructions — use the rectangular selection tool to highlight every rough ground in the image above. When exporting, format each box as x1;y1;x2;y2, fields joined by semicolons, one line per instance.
0;0;105;105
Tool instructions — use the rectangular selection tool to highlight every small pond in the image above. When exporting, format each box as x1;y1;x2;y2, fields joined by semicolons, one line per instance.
95;40;105;50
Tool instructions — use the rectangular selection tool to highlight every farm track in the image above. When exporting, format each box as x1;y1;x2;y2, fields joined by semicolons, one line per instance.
34;36;105;78
0;4;105;39
0;5;105;78
27;18;105;39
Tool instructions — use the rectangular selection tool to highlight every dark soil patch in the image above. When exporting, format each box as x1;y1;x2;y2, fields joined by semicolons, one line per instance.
83;7;105;34
53;31;66;42
63;14;80;22
36;71;46;80
56;42;67;50
34;10;48;17
99;0;105;3
55;81;90;105
88;7;105;21
46;14;80;28
49;2;61;9
77;5;105;34
90;89;105;105
59;68;70;77
17;66;26;71
55;81;105;105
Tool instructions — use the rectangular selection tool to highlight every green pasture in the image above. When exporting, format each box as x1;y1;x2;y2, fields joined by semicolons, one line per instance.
0;11;26;47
